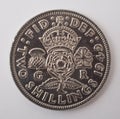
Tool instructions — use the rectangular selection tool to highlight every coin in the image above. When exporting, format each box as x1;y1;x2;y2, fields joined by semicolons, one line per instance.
10;10;110;110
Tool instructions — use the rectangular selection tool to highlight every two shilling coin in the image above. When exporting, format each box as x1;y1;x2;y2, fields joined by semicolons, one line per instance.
10;10;110;110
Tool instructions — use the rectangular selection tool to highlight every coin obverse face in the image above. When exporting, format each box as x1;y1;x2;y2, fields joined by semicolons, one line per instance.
10;10;110;110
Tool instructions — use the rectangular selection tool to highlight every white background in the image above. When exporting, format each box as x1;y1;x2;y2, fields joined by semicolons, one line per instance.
0;0;120;119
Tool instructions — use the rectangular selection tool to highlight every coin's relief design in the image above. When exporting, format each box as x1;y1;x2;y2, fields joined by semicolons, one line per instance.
10;10;110;110
27;16;93;94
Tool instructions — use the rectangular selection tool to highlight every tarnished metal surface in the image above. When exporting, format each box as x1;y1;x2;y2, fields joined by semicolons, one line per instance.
10;10;110;110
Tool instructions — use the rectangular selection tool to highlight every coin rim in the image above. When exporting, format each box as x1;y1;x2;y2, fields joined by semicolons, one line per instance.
10;10;111;110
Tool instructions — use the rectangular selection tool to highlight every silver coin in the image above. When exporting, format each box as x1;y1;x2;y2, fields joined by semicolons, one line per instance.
10;10;110;110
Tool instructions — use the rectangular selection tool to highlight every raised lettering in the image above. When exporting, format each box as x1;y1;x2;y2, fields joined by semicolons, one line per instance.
70;17;80;28
18;68;28;79
48;94;56;104
25;81;35;90
38;19;49;30
31;86;44;98
79;70;89;80
85;28;95;37
25;29;34;39
78;22;88;33
58;95;66;105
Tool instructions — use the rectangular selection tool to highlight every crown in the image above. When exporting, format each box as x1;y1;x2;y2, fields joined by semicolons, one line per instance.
39;16;81;53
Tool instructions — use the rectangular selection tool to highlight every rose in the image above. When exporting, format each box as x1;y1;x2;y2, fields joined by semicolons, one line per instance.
46;48;75;78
